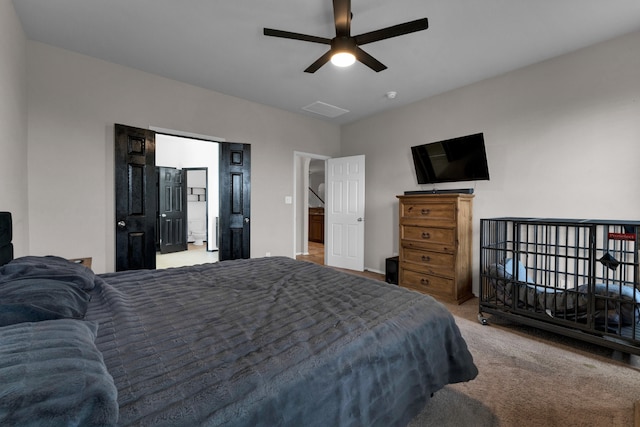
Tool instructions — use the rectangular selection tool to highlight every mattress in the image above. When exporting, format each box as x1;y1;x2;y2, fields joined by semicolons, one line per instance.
85;257;478;426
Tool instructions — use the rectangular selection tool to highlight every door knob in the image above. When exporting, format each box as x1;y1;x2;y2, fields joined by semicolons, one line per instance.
161;214;167;217
357;217;364;222
244;217;250;223
117;220;126;229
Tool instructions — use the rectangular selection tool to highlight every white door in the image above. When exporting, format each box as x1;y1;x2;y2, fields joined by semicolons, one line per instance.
326;155;365;271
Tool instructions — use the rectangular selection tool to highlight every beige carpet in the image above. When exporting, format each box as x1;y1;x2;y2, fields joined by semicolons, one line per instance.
408;301;640;426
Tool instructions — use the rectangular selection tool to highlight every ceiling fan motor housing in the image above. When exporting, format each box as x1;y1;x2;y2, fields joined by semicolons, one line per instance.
332;36;356;54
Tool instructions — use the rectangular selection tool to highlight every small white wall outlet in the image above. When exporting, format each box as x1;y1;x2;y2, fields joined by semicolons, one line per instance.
265;252;271;257
284;196;292;204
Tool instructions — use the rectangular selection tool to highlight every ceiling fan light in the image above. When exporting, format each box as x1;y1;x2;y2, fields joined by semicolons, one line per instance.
331;52;356;67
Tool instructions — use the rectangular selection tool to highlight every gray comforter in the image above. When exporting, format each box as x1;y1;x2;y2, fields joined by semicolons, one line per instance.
88;257;477;426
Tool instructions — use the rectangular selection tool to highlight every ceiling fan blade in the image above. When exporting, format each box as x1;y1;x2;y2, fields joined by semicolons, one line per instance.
333;0;351;37
354;18;428;46
304;50;334;73
263;28;331;45
354;47;387;72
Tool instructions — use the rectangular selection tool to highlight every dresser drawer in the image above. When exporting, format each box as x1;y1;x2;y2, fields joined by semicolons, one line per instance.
401;247;455;277
400;201;455;222
401;225;455;248
400;268;453;298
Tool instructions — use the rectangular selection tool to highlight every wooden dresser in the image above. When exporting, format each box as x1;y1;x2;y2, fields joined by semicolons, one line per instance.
397;193;473;304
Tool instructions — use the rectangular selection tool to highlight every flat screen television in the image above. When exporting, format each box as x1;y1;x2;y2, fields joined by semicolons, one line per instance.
411;133;490;184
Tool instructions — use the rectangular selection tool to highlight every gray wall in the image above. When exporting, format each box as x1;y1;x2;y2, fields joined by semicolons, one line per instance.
342;30;640;290
25;42;341;273
0;0;29;256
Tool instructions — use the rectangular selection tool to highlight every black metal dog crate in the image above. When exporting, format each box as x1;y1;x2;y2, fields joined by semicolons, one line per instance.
479;217;640;355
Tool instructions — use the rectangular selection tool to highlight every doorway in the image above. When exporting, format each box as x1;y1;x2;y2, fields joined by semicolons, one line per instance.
293;152;366;271
155;134;219;268
299;158;326;265
115;124;251;271
294;152;328;265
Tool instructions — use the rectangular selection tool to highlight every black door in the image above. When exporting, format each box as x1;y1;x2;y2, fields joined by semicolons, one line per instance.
219;143;251;260
114;124;157;271
115;124;251;269
158;167;188;254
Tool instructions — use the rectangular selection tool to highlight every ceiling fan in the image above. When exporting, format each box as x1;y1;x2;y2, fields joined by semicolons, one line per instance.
263;0;429;73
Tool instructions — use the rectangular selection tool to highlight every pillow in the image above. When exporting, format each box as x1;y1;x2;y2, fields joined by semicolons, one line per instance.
0;319;118;426
0;278;90;327
504;258;535;284
0;255;97;291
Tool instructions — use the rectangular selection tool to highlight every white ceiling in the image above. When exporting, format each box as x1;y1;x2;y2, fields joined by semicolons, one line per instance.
12;0;640;125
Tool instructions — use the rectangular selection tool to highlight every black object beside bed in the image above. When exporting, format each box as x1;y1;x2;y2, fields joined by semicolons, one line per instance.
0;212;478;426
0;212;13;267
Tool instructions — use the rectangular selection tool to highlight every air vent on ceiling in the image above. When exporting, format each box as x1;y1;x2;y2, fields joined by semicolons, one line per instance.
302;101;349;118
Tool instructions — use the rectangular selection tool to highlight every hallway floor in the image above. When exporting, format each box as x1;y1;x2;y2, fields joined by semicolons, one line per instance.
296;241;385;282
295;241;325;265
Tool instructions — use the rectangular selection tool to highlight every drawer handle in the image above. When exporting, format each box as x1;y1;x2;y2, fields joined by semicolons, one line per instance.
421;255;431;262
420;278;430;286
421;208;430;215
421;232;431;239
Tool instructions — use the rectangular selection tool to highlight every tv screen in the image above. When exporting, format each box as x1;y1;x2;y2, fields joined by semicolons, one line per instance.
411;133;490;184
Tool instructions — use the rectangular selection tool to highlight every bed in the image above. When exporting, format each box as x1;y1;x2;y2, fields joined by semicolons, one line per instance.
486;258;640;326
0;212;478;426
